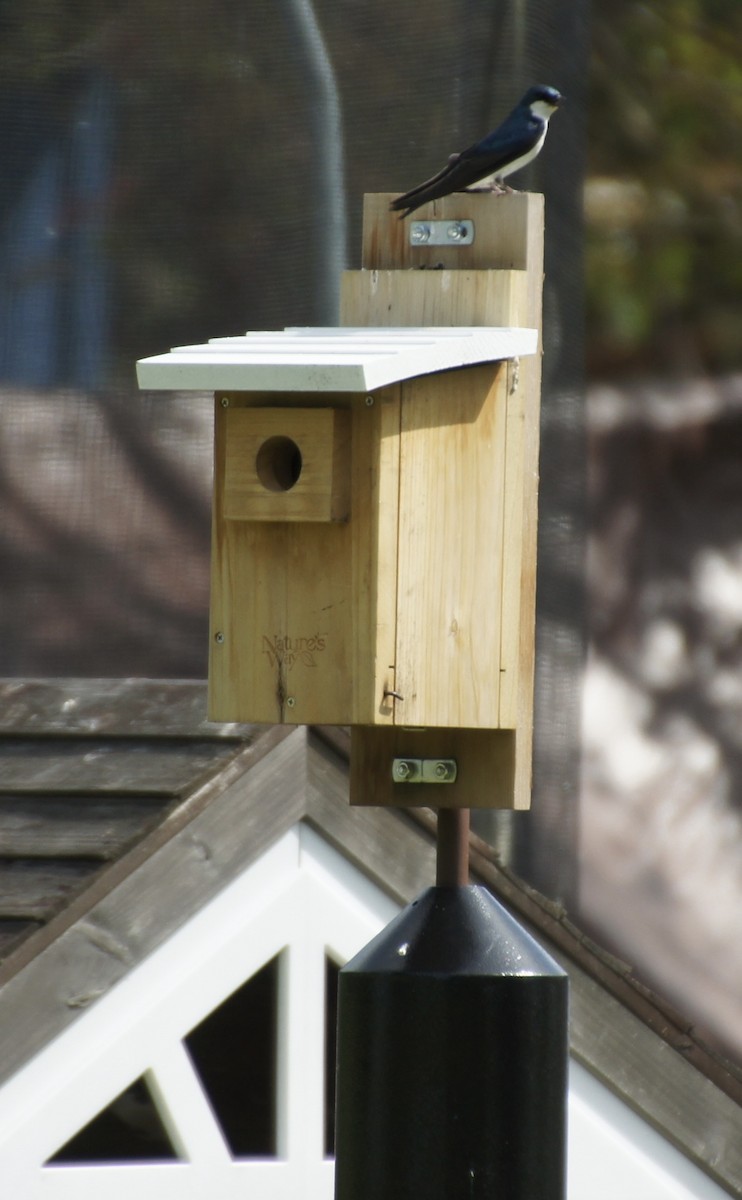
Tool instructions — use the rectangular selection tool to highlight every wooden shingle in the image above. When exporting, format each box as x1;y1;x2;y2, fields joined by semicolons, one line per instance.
0;679;262;970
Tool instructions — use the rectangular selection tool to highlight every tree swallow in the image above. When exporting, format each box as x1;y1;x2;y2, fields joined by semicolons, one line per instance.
390;84;562;219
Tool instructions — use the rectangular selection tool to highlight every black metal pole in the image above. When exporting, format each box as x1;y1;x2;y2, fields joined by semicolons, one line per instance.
335;885;568;1199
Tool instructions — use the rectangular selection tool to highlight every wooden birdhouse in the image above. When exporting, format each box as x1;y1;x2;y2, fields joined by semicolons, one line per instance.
137;192;545;810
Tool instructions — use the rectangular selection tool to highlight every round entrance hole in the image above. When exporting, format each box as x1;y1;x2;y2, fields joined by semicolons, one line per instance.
255;436;302;492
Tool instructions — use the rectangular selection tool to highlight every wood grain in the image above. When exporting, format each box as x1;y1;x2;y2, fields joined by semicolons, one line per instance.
349;385;401;724
0;798;163;859
209;396;354;725
361;192;541;272
0;725;305;1082
0;680;280;975
496;194;544;809
343;193;544;806
0;921;39;959
0;679;253;740
394;363;507;728
0;860;102;921
0;740;237;795
223;405;351;523
340;269;528;329
209;389;402;726
350;725;515;810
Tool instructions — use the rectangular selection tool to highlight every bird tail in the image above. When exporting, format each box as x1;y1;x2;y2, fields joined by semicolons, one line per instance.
389;192;420;220
389;153;467;219
389;173;451;219
389;198;416;220
389;185;441;220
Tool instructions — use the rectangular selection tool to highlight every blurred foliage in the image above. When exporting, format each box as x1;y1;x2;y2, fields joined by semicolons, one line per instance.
588;0;742;376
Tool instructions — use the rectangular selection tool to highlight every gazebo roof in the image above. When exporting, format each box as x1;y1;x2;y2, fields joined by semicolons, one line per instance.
0;678;740;1194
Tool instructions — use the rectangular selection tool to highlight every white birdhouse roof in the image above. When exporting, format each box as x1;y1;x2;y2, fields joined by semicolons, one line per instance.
136;326;537;393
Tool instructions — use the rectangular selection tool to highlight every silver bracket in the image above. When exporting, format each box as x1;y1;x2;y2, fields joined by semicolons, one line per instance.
392;757;458;784
409;220;474;247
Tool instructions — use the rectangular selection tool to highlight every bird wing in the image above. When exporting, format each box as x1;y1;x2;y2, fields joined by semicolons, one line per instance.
389;154;492;216
390;116;540;218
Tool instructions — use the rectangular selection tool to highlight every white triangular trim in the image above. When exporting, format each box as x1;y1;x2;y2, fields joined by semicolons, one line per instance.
0;827;396;1199
146;1042;232;1164
0;824;731;1199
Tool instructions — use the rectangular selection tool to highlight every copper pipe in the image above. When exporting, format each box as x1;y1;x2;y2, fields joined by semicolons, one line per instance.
436;808;470;886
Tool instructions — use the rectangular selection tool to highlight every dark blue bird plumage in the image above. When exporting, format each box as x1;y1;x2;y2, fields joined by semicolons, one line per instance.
390;84;562;219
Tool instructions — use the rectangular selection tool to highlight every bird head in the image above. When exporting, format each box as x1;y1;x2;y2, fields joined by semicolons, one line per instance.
522;84;562;120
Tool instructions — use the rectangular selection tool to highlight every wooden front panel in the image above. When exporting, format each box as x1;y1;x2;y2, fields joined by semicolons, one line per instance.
223;406;350;523
209;516;352;726
208;390;400;726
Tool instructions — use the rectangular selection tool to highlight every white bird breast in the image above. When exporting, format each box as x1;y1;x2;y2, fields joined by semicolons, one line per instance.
530;98;558;120
480;124;548;186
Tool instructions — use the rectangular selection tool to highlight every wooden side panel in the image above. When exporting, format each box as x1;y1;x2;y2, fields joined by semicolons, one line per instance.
350;725;515;809
345;192;545;808
498;359;534;726
340;281;403;727
340;269;528;329
350;386;401;725
394;364;508;729
496;197;545;811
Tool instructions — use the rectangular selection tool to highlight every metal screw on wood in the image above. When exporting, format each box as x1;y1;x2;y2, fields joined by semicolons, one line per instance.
409;219;474;246
286;696;296;708
365;395;374;406
214;631;225;644
220;396;229;407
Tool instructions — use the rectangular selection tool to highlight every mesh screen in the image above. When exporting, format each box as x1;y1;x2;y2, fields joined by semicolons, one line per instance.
0;1;589;900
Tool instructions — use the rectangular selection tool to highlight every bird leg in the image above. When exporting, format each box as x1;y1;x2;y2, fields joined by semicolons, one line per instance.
462;180;513;195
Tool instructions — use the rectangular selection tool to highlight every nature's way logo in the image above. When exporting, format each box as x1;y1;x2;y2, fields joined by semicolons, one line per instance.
261;633;327;671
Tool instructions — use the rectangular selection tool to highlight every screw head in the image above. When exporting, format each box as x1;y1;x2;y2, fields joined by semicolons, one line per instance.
434;761;448;778
220;396;229;408
286;696;296;708
214;631;225;644
410;223;431;244
394;760;411;780
365;394;375;406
